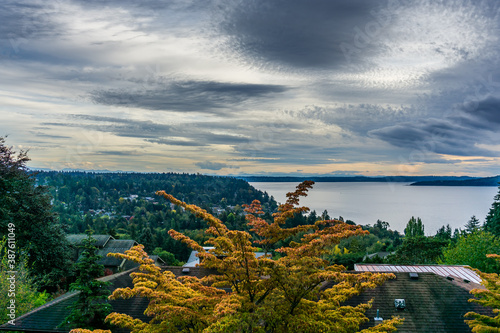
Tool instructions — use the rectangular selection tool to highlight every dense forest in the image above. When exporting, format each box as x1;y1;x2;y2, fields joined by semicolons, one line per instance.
35;171;278;262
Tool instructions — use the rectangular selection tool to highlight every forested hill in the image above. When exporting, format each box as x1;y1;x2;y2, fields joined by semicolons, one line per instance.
32;171;277;263
35;171;276;210
410;175;500;186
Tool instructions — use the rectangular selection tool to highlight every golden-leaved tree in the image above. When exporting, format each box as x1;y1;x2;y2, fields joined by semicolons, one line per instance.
465;254;500;332
72;181;401;333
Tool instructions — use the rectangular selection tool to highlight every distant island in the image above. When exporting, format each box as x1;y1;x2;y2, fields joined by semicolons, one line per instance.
410;175;500;186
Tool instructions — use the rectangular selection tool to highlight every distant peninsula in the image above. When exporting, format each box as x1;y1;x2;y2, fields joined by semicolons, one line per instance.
410;175;500;186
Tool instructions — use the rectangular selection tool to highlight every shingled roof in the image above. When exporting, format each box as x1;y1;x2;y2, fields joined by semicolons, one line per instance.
341;272;493;332
67;234;113;248
0;266;217;333
98;239;138;268
1;268;492;332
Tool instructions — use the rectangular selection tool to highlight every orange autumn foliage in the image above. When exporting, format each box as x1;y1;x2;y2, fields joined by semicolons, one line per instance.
75;181;402;333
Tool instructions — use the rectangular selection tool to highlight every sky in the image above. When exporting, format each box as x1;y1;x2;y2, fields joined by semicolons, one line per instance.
1;0;500;176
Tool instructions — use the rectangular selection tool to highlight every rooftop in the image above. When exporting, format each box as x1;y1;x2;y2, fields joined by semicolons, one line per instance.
341;272;492;332
355;264;482;284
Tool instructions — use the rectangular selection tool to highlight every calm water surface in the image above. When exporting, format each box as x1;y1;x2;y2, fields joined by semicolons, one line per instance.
249;182;499;235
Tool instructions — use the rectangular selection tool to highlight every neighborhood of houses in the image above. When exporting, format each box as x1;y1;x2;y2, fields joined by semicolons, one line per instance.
0;233;493;333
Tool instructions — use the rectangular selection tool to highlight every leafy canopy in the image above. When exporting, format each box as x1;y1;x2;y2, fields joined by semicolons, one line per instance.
403;216;424;238
76;181;402;333
0;237;49;323
465;254;500;332
441;230;500;273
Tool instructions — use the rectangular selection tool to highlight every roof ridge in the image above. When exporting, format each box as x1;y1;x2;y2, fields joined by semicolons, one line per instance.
4;267;139;327
8;290;80;325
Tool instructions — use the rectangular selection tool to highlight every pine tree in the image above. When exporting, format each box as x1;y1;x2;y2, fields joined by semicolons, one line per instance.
484;185;500;236
62;229;111;330
465;215;481;234
138;226;154;253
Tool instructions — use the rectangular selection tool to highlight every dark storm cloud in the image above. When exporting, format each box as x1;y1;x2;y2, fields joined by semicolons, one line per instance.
369;95;500;157
89;81;288;113
214;0;386;69
457;95;500;130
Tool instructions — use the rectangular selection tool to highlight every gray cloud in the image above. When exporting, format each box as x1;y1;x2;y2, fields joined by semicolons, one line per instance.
214;0;383;70
147;138;206;147
95;150;143;156
195;161;235;170
89;80;288;114
285;104;415;134
370;94;500;157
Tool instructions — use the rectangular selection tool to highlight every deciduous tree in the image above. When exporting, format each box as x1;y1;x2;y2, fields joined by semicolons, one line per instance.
465;254;500;332
403;216;424;238
0;237;49;323
441;230;500;273
76;181;402;333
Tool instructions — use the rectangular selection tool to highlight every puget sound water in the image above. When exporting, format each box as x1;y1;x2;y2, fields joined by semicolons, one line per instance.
249;182;499;235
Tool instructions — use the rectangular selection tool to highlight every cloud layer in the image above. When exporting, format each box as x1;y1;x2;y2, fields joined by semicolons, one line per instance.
1;0;500;176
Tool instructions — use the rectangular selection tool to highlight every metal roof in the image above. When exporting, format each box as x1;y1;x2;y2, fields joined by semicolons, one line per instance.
354;264;482;284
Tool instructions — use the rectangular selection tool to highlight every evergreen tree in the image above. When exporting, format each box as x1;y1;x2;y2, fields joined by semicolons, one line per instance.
138;226;154;253
434;224;452;241
62;229;111;330
485;185;500;236
385;236;447;265
0;137;71;290
404;216;424;238
465;215;481;234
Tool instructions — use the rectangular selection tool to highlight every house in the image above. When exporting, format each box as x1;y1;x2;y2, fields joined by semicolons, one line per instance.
1;265;494;332
183;247;268;267
67;235;164;273
345;264;492;332
354;264;482;284
0;266;216;333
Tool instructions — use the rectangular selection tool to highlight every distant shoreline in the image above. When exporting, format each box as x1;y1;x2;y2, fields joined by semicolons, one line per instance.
242;175;500;186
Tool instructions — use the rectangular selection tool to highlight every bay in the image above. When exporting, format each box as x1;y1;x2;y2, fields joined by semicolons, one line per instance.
249;182;499;235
